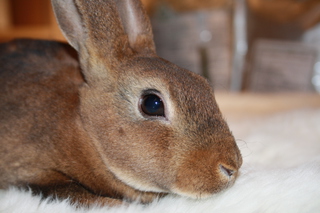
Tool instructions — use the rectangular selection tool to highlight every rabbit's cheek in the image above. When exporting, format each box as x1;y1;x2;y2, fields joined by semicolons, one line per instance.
91;123;174;193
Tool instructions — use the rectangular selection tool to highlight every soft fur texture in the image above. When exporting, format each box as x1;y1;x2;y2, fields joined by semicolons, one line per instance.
1;109;320;213
1;164;320;213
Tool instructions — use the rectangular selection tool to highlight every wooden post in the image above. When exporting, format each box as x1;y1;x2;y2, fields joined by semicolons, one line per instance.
0;0;11;30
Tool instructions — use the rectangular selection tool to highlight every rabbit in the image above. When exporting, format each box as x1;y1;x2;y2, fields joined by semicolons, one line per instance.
0;0;242;207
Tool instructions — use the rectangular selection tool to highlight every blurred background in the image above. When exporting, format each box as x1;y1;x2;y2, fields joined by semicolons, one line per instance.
1;0;320;93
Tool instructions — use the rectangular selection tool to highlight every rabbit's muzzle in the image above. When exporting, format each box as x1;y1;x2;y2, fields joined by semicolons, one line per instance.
171;146;242;198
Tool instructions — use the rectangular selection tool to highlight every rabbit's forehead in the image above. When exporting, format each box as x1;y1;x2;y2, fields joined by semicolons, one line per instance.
121;56;218;101
121;57;212;93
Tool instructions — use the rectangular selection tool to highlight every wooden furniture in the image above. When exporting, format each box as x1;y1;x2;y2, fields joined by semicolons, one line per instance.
0;0;65;42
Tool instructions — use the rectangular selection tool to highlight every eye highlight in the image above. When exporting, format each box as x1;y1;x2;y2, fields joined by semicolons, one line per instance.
140;94;165;118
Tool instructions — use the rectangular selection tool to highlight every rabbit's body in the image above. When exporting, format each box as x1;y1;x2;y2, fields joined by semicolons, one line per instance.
0;0;242;207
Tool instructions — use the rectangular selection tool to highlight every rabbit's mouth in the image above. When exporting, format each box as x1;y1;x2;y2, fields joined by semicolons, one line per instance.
170;171;238;199
171;170;238;199
170;169;238;199
168;148;241;199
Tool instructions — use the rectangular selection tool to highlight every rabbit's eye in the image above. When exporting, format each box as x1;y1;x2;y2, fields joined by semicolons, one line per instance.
140;94;165;117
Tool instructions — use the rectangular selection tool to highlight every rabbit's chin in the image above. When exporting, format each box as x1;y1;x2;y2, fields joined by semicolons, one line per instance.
106;164;169;194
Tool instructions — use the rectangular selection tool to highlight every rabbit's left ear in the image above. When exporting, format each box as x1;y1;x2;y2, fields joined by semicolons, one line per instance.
51;0;84;51
115;0;156;55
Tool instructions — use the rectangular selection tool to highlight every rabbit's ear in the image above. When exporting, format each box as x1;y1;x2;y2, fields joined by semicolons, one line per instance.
115;0;156;54
51;0;84;51
52;0;156;57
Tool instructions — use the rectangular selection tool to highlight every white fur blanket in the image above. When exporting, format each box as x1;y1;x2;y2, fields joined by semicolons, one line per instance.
1;109;320;213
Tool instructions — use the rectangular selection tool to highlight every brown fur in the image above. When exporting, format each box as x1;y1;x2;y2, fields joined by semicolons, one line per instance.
0;0;242;207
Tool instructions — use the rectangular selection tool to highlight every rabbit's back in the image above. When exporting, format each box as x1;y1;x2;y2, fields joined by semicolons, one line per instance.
0;39;82;85
0;39;83;126
0;39;84;187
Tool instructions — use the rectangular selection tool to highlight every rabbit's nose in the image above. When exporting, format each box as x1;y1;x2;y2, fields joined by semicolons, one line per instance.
219;164;235;178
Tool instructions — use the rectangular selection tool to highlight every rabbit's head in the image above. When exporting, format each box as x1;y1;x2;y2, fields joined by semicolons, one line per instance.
52;0;242;199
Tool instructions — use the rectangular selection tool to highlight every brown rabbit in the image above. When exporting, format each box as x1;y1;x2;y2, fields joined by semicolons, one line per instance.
0;0;242;207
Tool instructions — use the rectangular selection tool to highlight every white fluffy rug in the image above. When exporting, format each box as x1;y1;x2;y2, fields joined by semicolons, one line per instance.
1;109;320;213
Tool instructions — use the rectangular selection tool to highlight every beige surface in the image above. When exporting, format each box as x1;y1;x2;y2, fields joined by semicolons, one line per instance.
215;92;320;140
216;92;320;119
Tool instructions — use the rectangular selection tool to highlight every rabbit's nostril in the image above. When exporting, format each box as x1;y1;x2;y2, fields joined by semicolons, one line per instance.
219;165;235;177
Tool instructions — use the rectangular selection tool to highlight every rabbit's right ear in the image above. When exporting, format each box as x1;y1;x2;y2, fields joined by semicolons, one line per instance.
52;0;157;85
52;0;156;56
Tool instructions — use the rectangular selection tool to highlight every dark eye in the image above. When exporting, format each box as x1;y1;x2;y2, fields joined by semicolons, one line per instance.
140;94;165;117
